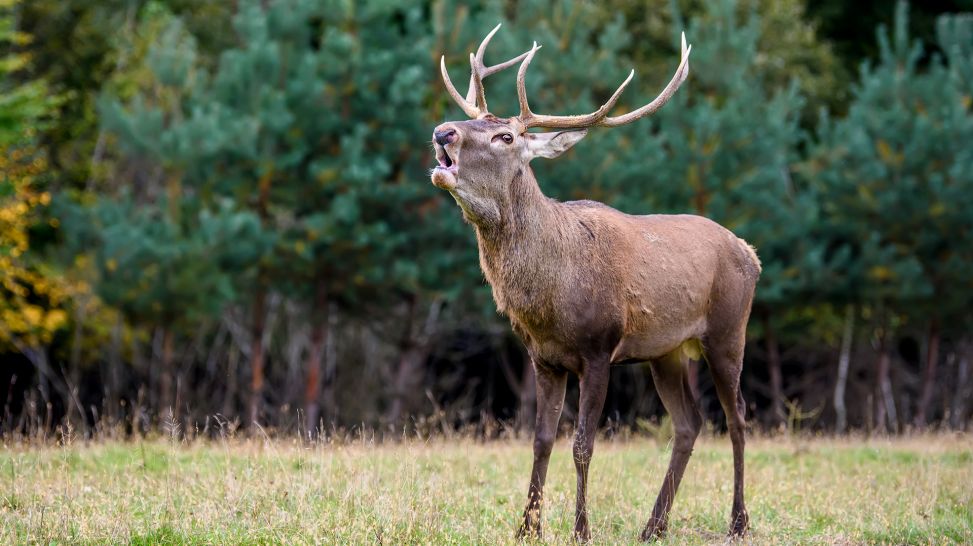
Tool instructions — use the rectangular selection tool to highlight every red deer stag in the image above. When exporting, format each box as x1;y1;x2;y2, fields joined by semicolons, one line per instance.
430;25;759;542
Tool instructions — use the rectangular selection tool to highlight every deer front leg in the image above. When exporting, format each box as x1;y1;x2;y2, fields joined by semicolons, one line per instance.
518;365;566;539
573;362;610;542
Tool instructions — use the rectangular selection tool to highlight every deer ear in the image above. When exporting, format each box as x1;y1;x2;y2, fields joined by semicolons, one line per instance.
525;129;588;159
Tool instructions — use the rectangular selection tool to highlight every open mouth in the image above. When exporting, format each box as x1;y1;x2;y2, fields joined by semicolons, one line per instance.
434;143;458;173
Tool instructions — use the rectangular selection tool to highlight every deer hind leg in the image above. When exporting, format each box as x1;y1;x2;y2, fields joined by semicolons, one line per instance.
572;360;610;542
517;364;567;539
706;330;750;537
641;350;702;541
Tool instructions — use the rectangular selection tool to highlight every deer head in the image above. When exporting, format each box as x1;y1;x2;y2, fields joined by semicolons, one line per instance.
431;24;691;226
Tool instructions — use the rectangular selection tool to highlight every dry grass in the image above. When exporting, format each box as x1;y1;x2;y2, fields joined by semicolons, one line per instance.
1;433;971;544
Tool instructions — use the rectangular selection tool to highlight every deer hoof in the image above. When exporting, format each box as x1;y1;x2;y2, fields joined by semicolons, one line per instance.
516;523;541;541
517;505;543;541
728;510;750;537
639;519;667;542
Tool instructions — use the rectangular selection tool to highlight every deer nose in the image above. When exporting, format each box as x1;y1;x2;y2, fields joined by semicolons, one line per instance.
434;129;457;146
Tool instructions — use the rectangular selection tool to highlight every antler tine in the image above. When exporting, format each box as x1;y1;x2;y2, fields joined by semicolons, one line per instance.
441;24;535;118
599;32;692;127
517;43;635;129
517;42;540;121
464;23;535;107
469;53;488;113
517;32;691;130
441;55;481;118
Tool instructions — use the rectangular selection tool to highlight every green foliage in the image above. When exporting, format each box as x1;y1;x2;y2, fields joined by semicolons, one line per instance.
0;0;73;349
0;0;57;146
6;0;973;427
810;2;973;327
751;0;847;119
16;0;237;186
61;196;270;327
806;0;973;80
86;0;463;325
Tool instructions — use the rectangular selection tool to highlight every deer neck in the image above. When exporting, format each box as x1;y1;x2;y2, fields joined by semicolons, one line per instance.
476;165;555;245
473;166;564;317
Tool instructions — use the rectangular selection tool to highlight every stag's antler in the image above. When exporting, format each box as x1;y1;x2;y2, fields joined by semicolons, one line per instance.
517;33;692;129
440;24;535;118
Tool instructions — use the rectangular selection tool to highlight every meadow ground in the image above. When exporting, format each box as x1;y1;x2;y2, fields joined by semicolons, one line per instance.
1;432;971;544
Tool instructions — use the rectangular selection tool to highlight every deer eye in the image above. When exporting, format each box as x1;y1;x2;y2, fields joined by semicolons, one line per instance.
494;133;514;144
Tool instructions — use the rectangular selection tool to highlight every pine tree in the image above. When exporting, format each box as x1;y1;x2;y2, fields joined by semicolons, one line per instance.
811;2;973;430
95;0;445;425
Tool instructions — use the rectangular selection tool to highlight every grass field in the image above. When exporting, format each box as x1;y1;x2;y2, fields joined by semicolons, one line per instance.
1;433;971;544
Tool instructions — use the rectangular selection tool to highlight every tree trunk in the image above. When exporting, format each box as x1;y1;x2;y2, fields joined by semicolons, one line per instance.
874;333;898;434
322;305;338;427
249;167;273;428
149;327;161;413
160;326;174;417
914;318;940;429
386;298;417;426
387;297;441;426
68;301;86;423
108;318;123;425
497;342;536;434
303;280;328;436
763;310;785;427
223;346;239;417
951;340;971;430
874;350;887;433
834;305;854;434
248;287;267;427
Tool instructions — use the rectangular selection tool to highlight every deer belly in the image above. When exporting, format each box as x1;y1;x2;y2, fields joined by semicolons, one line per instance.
609;317;707;363
508;301;626;371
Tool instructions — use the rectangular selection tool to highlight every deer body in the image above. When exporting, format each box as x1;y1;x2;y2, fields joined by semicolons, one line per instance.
468;168;757;370
431;26;756;541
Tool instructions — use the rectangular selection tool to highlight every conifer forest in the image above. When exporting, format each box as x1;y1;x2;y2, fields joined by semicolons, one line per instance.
3;0;973;439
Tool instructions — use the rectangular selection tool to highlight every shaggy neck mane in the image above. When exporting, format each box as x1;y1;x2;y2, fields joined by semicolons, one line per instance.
473;166;573;318
476;166;558;251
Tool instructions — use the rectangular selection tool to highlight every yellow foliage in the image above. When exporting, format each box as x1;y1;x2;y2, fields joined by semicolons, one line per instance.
857;184;876;206
0;144;82;348
868;265;895;282
44;309;68;331
875;139;904;167
22;305;42;326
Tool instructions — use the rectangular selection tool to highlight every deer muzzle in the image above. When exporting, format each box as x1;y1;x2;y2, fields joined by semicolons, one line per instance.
431;125;460;190
434;128;457;146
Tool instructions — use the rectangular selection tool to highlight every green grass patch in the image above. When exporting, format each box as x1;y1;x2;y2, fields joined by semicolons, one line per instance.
1;435;970;544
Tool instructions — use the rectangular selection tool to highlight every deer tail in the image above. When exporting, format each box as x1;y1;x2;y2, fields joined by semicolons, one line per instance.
737;238;762;278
